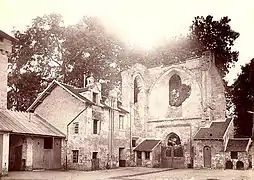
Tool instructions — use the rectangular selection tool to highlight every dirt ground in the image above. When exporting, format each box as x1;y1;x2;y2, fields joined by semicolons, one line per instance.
2;167;254;180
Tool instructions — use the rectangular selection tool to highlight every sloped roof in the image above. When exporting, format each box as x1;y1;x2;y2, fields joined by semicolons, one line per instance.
133;139;161;152
27;80;94;111
60;83;94;103
0;110;65;137
0;30;17;42
27;80;129;114
194;119;232;140
226;138;251;152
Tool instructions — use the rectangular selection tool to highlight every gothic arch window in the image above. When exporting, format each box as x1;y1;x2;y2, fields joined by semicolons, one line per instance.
133;75;143;104
169;74;191;107
166;132;183;157
167;132;181;146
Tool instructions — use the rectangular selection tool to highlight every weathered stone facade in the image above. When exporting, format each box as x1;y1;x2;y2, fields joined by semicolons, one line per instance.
193;140;224;169
0;31;16;176
29;77;130;171
121;51;226;168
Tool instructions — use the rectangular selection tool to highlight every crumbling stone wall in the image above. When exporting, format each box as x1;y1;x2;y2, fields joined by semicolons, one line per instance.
121;52;226;168
225;152;250;169
193;140;225;169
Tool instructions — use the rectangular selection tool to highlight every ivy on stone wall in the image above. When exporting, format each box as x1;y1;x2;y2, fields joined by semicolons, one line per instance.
169;84;191;107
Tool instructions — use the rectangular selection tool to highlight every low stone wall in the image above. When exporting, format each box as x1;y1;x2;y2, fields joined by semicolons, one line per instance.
225;152;250;170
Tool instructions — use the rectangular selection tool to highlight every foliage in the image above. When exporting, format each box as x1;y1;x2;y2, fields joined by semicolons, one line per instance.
190;15;240;77
8;14;124;110
8;14;240;111
231;59;254;137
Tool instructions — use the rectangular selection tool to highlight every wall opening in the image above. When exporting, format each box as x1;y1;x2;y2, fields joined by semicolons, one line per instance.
44;137;53;149
236;161;244;170
225;160;233;169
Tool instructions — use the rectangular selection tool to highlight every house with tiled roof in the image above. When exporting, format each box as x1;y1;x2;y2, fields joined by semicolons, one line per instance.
27;74;130;170
0;30;67;176
193;118;252;169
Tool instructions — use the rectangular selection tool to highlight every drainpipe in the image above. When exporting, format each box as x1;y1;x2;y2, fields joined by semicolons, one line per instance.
129;103;132;163
65;104;88;170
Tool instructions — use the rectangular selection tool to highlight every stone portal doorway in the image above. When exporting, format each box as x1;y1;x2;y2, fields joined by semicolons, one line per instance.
161;133;184;168
203;146;211;168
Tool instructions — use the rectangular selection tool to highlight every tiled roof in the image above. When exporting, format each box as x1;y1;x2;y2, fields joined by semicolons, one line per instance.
133;139;161;152
194;119;232;140
60;83;94;104
0;110;65;137
27;80;94;111
27;80;128;114
226;138;251;152
0;30;17;42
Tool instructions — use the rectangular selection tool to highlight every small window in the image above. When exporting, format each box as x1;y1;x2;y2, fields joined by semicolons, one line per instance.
119;115;124;129
74;122;79;134
93;119;99;134
44;137;53;149
231;152;238;159
92;152;98;159
137;151;142;159
0;37;3;42
145;152;150;160
132;139;136;147
93;92;98;103
72;150;79;163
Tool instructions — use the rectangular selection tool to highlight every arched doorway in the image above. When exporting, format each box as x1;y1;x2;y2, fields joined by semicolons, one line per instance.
161;133;184;168
225;161;233;169
203;146;211;168
236;161;244;170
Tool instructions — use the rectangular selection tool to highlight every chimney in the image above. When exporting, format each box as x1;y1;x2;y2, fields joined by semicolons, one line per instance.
83;73;86;88
0;30;16;110
86;73;95;87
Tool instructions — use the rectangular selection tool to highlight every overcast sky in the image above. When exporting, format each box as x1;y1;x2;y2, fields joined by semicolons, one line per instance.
1;0;254;85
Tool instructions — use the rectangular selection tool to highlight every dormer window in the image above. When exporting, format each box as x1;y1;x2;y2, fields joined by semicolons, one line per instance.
93;92;98;103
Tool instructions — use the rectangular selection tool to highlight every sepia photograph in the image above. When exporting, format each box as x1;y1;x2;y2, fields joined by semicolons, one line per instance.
1;0;254;179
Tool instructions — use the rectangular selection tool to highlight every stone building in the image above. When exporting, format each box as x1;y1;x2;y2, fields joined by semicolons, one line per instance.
1;28;252;173
27;75;130;170
121;51;227;168
0;30;66;176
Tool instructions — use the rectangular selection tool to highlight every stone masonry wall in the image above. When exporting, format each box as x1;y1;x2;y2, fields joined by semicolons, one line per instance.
0;37;12;110
193;140;224;169
225;152;250;169
67;103;130;170
35;86;87;135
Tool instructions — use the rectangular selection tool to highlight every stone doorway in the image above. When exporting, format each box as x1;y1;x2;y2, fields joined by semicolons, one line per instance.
161;133;184;168
136;151;142;166
119;148;126;167
203;146;211;168
91;152;99;170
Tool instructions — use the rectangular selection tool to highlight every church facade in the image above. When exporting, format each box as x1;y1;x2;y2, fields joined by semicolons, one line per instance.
121;51;235;168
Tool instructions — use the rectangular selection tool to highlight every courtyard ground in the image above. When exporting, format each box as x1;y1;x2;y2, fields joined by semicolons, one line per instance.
1;167;254;180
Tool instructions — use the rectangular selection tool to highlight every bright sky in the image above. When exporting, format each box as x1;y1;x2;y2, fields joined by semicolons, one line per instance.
1;0;254;85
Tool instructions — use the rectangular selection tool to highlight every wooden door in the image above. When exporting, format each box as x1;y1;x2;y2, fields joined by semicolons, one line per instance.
119;148;126;167
53;138;61;169
203;146;211;168
161;146;184;168
43;150;53;169
136;151;142;166
14;145;22;170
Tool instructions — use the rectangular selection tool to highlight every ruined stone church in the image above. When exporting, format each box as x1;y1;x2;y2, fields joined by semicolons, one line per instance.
0;29;252;176
123;51;251;170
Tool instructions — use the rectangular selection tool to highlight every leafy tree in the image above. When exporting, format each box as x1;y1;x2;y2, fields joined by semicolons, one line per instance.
8;14;240;112
8;13;65;110
190;15;240;77
8;14;124;110
231;59;254;137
